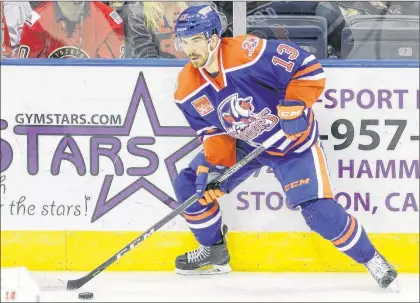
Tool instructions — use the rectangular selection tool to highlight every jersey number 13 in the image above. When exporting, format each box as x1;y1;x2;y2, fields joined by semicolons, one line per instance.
271;44;300;73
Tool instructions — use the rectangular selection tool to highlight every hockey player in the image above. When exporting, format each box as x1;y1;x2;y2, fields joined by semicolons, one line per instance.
172;4;398;291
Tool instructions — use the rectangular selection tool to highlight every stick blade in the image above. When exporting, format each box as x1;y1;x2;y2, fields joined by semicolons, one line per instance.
66;276;90;290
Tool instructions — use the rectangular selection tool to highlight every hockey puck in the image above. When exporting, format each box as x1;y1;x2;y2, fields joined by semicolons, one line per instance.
78;292;94;300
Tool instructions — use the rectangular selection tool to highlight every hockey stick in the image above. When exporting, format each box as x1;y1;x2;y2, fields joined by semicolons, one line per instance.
63;130;286;290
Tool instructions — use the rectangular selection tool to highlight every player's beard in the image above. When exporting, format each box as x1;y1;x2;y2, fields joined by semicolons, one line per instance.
189;52;209;68
57;2;86;22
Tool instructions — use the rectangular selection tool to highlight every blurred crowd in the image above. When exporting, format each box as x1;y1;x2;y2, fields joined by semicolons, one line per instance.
1;1;419;59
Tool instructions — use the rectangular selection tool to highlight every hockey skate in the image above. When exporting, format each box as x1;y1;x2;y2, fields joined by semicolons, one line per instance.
364;251;399;292
175;225;231;275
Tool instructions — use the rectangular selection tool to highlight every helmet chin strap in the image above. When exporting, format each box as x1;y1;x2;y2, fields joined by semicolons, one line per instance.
200;37;221;70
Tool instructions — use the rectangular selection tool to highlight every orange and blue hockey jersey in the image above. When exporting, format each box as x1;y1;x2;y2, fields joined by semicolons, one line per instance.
174;35;326;167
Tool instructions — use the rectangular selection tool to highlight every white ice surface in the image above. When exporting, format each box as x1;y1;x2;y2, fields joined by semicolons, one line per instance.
32;271;419;302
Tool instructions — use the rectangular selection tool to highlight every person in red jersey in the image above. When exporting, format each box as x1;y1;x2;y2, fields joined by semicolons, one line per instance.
18;1;124;59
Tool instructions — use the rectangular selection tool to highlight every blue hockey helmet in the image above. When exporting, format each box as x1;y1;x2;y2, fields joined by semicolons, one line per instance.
174;5;223;47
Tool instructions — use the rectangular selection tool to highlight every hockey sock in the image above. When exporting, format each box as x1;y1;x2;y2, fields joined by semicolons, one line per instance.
174;167;223;246
301;198;376;264
183;200;222;246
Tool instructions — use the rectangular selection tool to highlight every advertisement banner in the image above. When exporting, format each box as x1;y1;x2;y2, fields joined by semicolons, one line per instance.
0;64;418;272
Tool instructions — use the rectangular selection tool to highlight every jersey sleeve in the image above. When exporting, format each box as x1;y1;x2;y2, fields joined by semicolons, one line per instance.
254;39;326;107
17;11;46;58
3;2;32;54
176;103;236;168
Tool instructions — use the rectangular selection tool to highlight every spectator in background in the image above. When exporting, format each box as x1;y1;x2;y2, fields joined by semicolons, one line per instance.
1;1;32;57
124;1;189;58
18;1;124;58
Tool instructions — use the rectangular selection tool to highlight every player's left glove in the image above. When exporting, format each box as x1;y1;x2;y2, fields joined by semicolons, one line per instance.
277;100;309;140
195;160;227;205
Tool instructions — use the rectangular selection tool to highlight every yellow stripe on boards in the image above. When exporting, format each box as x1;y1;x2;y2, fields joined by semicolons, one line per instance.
1;231;418;273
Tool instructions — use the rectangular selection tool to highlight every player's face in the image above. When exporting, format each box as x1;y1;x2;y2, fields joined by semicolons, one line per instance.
180;34;210;68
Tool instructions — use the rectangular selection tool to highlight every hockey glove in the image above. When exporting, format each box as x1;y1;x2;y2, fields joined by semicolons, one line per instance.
277;100;309;141
195;160;227;206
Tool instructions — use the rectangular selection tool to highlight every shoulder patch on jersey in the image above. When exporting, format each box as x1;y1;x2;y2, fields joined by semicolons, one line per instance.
109;10;123;24
191;95;214;116
24;11;40;27
242;36;260;57
221;35;265;71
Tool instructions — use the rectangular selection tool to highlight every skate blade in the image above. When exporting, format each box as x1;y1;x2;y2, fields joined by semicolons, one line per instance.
387;278;400;293
175;264;232;276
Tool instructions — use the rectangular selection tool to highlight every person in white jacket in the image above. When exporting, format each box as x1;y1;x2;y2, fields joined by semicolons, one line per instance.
1;1;32;57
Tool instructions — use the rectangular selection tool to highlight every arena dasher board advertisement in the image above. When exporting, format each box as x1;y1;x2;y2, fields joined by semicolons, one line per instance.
1;64;418;272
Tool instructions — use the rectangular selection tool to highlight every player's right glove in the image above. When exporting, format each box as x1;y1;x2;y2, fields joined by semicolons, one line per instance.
276;99;309;140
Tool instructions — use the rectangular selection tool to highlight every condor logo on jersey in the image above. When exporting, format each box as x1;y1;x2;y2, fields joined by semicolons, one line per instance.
218;93;278;141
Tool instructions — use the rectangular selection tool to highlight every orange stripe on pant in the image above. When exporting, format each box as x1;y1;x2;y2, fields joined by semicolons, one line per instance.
314;142;333;199
183;201;219;221
332;216;356;246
